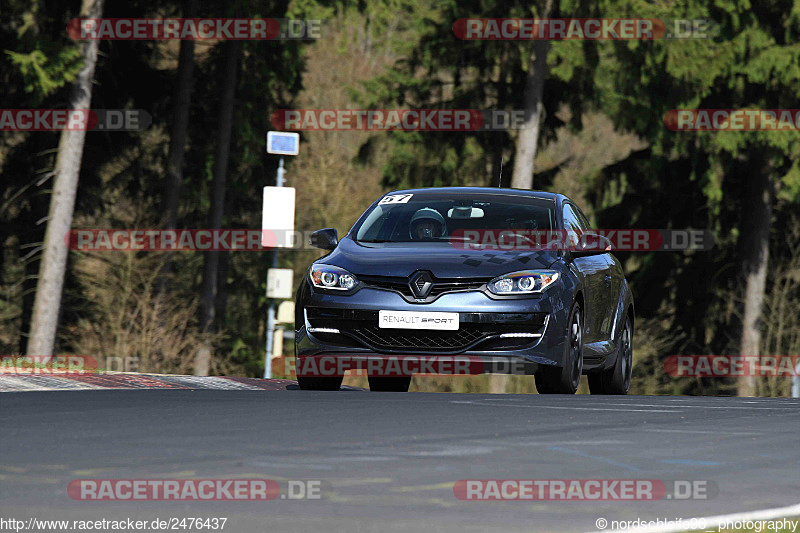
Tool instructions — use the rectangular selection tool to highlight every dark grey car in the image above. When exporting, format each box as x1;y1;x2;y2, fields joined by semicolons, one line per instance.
295;187;634;393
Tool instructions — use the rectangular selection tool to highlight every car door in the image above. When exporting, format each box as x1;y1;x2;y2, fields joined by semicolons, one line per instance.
562;202;608;344
573;204;617;341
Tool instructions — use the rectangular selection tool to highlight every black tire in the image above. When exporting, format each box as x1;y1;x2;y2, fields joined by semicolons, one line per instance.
368;376;412;392
588;315;633;395
535;301;583;394
296;375;343;391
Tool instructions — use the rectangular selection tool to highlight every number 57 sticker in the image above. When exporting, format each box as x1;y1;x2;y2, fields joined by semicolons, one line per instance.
379;194;413;205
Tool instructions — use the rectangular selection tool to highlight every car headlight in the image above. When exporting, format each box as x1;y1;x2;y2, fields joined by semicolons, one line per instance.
488;270;560;295
309;264;359;290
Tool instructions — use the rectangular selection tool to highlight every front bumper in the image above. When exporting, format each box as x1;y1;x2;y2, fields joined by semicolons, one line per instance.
296;286;570;372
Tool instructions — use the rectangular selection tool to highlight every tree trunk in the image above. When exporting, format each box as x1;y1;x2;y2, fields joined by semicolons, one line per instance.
195;40;240;376
490;50;509;187
27;0;104;356
163;0;197;230
737;159;774;397
160;0;197;291
510;1;552;190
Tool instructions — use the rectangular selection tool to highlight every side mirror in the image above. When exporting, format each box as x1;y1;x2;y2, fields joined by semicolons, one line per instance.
570;233;612;258
309;228;338;251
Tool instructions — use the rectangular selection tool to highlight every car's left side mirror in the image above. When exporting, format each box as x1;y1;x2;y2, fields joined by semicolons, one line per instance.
309;228;338;250
570;233;612;258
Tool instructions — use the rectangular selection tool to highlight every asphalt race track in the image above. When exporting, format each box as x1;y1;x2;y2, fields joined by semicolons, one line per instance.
2;388;799;532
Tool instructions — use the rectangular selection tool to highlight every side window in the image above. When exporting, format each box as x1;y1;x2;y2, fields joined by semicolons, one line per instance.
562;204;583;232
562;204;583;247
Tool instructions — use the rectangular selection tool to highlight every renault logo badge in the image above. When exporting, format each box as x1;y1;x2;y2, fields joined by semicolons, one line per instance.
409;271;434;299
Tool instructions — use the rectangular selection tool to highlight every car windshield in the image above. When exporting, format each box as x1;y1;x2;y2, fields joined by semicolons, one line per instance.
354;192;555;243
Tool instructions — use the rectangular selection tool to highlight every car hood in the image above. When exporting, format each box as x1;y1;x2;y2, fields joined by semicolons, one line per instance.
319;237;560;279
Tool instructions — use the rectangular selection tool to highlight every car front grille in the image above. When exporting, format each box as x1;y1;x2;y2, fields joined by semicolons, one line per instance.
355;327;487;351
358;275;489;302
305;307;548;353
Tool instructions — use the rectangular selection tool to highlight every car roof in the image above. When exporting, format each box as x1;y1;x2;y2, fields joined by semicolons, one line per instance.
384;186;559;202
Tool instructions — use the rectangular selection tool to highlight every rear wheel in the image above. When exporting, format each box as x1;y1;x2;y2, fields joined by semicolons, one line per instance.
535;302;583;394
296;376;343;391
588;315;633;395
368;376;412;392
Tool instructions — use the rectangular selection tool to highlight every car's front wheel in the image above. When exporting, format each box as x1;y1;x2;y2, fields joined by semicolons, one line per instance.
588;315;633;395
368;376;412;392
535;301;583;394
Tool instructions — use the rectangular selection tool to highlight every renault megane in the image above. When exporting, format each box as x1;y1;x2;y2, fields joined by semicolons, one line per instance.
295;187;634;394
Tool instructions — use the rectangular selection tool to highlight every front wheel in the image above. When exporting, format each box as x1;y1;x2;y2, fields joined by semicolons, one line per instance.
588;315;633;395
535;301;583;394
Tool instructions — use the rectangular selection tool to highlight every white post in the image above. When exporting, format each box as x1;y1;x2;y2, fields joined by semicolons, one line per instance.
264;157;285;379
263;131;298;379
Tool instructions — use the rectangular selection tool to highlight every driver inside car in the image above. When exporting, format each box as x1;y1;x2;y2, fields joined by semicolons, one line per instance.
409;207;447;240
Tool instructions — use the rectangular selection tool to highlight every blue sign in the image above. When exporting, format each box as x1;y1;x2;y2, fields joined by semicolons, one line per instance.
266;131;300;156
